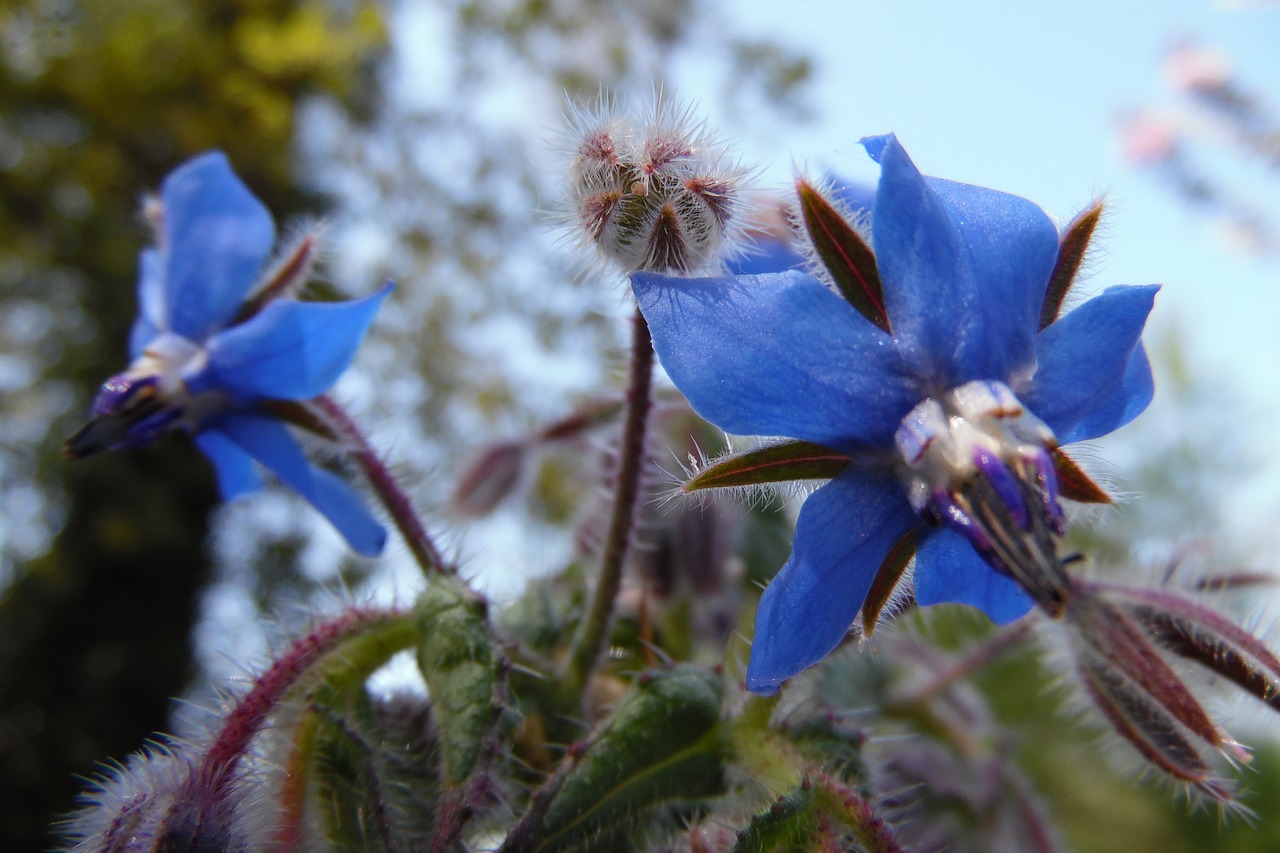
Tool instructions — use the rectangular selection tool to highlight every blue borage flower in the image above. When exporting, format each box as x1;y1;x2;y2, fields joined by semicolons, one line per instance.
67;152;389;556
632;134;1159;693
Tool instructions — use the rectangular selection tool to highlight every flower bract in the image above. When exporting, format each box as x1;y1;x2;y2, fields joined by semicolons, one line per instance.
632;134;1158;693
67;151;389;556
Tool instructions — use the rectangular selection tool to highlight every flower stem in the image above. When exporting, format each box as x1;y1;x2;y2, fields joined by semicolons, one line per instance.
192;609;409;813
313;395;447;576
812;774;906;853
565;308;654;693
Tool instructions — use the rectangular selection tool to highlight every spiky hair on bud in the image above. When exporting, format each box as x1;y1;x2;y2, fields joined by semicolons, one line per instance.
561;92;751;275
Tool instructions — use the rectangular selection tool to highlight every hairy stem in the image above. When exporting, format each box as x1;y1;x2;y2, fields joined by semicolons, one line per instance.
565;308;655;693
813;774;906;853
314;395;447;576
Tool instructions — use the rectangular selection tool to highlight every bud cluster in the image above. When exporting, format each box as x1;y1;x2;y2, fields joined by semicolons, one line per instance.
564;97;747;274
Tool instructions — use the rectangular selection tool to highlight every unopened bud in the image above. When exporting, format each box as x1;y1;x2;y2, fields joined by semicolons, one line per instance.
564;96;748;274
452;440;527;517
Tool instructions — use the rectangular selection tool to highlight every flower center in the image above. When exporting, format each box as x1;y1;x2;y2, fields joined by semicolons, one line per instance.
894;380;1073;616
68;333;212;457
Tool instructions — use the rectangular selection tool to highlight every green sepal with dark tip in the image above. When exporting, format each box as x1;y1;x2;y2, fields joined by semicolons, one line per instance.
684;440;851;492
797;178;891;333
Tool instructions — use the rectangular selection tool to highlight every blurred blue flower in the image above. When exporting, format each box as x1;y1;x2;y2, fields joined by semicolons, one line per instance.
633;134;1158;692
726;177;875;276
68;152;389;555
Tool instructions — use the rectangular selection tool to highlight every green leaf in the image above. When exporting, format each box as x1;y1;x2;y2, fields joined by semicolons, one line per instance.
414;575;505;789
533;665;726;852
797;178;890;333
268;610;421;850
685;440;850;492
731;777;905;853
312;703;401;853
730;787;816;853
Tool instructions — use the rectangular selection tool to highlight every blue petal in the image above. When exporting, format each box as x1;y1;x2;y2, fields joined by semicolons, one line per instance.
129;249;165;359
1057;343;1153;445
1021;284;1159;443
913;528;1033;623
633;269;917;452
198;284;392;403
193;427;264;500
861;134;1058;386
745;468;917;694
160;152;275;341
213;412;387;556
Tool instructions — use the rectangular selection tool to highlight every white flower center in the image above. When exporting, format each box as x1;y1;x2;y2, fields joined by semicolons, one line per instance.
893;380;1071;615
131;332;208;397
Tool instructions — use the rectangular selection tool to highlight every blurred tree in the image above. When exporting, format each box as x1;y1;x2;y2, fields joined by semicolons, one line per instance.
0;1;386;847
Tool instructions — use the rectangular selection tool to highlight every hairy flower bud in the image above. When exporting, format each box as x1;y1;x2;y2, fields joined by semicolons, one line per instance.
563;95;747;274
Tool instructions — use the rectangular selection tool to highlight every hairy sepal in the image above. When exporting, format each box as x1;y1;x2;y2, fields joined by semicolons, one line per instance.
684;439;850;492
796;178;890;333
414;575;505;789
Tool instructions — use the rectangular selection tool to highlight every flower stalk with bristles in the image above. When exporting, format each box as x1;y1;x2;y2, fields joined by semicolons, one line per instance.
560;94;751;695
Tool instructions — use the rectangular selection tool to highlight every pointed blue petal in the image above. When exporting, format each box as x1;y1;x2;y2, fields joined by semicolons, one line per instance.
193;427;264;500
213;412;386;556
200;284;392;403
160;152;275;341
633;269;916;452
745;469;916;694
129;249;166;359
1021;285;1159;443
914;528;1033;623
861;134;1058;385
